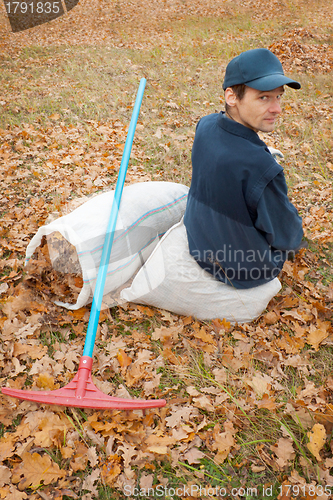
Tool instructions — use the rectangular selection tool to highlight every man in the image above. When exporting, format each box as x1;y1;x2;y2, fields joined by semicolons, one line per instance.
184;48;304;289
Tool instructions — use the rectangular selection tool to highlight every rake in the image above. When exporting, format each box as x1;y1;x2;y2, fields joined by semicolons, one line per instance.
2;78;166;411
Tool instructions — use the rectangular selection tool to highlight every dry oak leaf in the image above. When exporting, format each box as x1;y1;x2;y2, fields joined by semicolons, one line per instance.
117;348;132;369
211;422;237;464
152;325;182;343
140;473;154;490
182;447;206;465
36;373;56;390
192;327;216;345
0;485;28;500
165;405;200;428
0;465;11;487
11;452;66;489
145;433;176;455
192;395;215;412
100;455;122;486
26;411;72;448
307;423;326;461
271;438;295;468
117;443;138;468
13;342;47;360
263;311;279;325
87;447;99;468
0;435;16;462
82;469;100;496
245;373;272;397
307;321;331;351
255;393;277;411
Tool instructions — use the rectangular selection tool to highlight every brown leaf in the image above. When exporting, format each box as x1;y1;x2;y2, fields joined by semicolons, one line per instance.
0;436;16;462
11;452;66;489
211;317;232;332
2;485;28;499
140;473;153;490
307;321;330;351
152;325;182;343
255;393;277;410
182;447;205;464
193;327;216;345
263;311;279;325
136;305;155;317
100;455;122;486
82;469;100;496
49;113;60;121
245;373;272;397
0;465;11;487
211;422;237;464
271;438;295;468
193;395;215;412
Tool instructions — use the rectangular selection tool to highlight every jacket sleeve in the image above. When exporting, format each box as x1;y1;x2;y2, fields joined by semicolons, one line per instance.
254;171;304;251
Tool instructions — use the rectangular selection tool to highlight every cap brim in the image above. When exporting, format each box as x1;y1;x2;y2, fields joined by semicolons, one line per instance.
246;73;301;90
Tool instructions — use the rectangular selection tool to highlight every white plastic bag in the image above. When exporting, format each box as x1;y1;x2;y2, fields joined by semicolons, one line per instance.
25;182;189;310
121;219;281;323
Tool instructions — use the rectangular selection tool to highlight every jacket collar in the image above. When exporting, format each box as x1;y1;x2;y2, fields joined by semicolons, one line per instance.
217;111;266;147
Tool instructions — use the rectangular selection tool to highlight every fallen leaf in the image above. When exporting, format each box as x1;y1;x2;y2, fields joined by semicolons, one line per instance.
82;469;100;496
182;447;205;464
307;322;330;350
117;349;132;368
307;423;326;461
245;373;272;397
0;465;11;487
271;438;295;468
11;452;66;489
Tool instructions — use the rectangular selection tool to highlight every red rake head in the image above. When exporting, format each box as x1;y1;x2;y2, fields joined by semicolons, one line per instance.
1;357;166;410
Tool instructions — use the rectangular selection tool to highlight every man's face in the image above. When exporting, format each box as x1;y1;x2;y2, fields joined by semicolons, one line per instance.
226;86;284;133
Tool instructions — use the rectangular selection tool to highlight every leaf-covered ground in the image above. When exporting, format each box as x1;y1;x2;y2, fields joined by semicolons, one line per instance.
0;0;333;499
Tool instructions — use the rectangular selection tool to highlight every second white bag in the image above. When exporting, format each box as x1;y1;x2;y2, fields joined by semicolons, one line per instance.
120;219;281;323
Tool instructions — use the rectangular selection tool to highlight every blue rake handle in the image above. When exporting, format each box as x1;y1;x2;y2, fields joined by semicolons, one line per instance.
83;78;146;358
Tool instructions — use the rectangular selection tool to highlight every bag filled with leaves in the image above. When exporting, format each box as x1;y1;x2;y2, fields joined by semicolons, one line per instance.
25;182;189;310
121;219;282;323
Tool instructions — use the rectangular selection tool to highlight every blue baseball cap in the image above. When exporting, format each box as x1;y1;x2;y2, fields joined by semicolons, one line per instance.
223;48;301;91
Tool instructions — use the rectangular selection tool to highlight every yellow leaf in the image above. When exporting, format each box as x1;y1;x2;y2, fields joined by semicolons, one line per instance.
193;327;216;344
36;373;56;390
117;349;132;368
307;423;326;461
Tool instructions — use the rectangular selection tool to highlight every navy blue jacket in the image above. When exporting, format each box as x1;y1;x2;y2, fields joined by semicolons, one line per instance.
184;112;303;289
